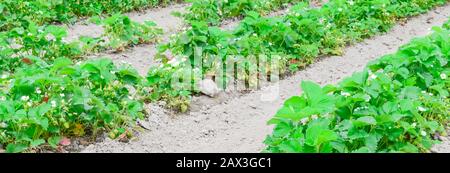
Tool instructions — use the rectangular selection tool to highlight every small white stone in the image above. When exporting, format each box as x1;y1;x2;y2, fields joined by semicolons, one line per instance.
198;79;220;97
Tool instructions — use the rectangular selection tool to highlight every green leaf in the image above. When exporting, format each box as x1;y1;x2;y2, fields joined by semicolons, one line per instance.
6;143;28;153
399;143;419;153
30;139;46;147
48;136;61;148
352;147;370;153
273;96;307;122
396;67;410;79
272;121;294;137
400;86;420;99
365;133;380;152
354;116;377;126
305;119;337;149
301;81;335;114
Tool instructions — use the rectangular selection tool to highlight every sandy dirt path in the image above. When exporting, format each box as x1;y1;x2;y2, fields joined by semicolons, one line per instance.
80;4;450;153
63;3;189;76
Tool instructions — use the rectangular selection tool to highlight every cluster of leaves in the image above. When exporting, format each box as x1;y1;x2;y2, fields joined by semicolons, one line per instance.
0;15;162;73
0;23;83;73
0;57;144;153
0;6;164;152
149;0;446;110
264;25;449;153
88;14;163;52
0;0;182;31
181;0;303;26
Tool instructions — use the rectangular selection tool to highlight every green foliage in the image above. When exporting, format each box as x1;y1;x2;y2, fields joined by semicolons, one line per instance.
0;15;162;73
0;58;144;152
0;23;83;73
264;26;450;153
182;0;302;26
152;0;447;106
0;0;182;31
92;13;163;51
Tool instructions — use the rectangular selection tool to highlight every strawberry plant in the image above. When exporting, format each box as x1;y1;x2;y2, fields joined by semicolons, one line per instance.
91;14;163;52
0;15;162;74
264;25;449;153
0;0;183;32
0;57;144;153
0;23;82;73
182;0;303;26
152;0;447;108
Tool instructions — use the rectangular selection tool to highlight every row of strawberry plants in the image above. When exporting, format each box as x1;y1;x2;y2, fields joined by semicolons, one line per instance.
84;14;163;52
0;0;183;32
264;23;449;153
0;14;162;73
0;57;144;153
0;0;311;150
147;0;448;111
0;14;163;152
180;0;304;26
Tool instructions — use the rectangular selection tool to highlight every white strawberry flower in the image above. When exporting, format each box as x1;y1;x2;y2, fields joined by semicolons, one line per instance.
420;130;427;137
300;117;309;125
21;96;30;101
10;43;23;50
45;33;56;41
440;73;447;79
0;122;7;128
168;58;179;66
411;123;417;128
51;100;57;108
417;106;427;112
60;93;65;97
35;88;42;94
341;91;351;97
319;18;325;24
